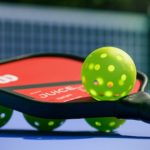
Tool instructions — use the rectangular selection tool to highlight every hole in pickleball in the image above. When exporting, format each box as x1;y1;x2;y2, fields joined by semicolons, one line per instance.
34;121;40;126
107;81;114;88
109;121;116;127
95;121;102;126
90;89;98;96
93;80;99;86
104;91;113;97
0;113;6;119
94;64;101;71
48;121;54;126
121;74;127;81
100;53;108;58
96;77;104;85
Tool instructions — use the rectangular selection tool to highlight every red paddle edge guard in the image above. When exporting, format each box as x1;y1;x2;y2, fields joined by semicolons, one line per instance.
0;53;148;120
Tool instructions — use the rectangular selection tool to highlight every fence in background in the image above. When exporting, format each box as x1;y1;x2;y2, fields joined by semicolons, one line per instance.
0;4;149;75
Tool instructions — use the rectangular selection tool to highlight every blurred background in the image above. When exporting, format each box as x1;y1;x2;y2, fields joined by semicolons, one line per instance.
0;0;149;76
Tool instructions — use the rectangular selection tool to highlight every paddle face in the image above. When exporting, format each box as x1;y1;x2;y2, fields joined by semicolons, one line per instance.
0;55;89;103
0;54;144;103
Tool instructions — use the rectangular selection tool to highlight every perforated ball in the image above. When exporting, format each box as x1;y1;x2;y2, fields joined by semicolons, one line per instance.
24;114;65;131
82;46;136;132
0;105;13;127
85;117;125;133
81;46;136;101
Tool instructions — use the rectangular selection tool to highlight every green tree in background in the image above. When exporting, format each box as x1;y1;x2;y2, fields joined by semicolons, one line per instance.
0;0;150;13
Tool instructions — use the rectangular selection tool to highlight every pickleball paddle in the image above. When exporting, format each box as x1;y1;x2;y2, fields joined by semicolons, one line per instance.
0;54;149;124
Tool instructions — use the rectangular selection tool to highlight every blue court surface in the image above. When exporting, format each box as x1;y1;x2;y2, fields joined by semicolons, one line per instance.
0;110;150;150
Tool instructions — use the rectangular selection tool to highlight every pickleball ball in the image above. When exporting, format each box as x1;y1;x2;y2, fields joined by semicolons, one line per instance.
85;117;125;133
24;114;65;131
81;46;136;101
82;46;136;132
0;105;13;127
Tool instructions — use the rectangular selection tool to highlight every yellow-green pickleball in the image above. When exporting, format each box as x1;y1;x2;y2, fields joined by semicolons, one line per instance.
0;105;13;127
82;46;136;132
24;114;65;131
